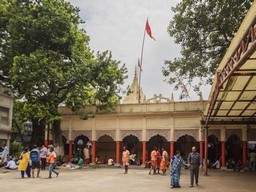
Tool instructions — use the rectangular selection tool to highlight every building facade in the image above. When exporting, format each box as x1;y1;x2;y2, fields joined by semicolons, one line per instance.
0;87;13;147
54;69;256;168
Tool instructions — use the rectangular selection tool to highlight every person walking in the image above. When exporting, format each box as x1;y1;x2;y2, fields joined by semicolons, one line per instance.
46;147;59;178
149;147;157;175
30;145;40;178
187;146;201;187
18;147;30;178
170;151;183;188
156;148;161;174
122;146;130;174
160;148;168;174
40;144;47;170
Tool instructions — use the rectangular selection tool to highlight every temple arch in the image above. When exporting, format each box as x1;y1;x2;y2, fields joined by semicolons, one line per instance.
176;134;198;159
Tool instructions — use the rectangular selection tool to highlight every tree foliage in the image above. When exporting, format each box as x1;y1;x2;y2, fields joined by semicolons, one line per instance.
163;0;252;96
0;0;127;146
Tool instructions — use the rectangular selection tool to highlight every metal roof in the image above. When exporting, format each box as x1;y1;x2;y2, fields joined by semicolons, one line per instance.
204;2;256;126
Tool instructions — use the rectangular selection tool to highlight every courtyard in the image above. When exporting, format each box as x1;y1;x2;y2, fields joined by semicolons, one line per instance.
0;167;256;192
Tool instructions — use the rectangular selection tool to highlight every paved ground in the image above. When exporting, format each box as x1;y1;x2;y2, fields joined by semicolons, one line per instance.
0;167;256;192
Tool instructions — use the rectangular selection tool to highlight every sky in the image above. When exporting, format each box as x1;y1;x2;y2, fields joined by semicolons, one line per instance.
68;0;211;101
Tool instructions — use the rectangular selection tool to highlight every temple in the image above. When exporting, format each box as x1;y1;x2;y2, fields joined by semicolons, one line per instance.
52;1;256;168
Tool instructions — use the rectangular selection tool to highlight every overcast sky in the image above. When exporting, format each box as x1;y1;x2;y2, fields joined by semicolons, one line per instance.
68;0;211;101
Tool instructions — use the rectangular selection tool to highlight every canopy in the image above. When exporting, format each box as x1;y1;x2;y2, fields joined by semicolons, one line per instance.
204;2;256;126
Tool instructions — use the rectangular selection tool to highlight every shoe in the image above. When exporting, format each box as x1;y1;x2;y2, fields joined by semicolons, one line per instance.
196;183;199;186
56;173;59;177
189;185;193;188
48;177;52;179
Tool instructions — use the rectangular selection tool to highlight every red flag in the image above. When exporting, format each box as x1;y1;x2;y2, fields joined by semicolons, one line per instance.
138;58;142;72
145;19;156;41
181;82;191;99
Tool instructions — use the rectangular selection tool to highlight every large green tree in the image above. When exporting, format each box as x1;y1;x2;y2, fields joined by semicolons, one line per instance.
0;0;127;146
163;0;252;97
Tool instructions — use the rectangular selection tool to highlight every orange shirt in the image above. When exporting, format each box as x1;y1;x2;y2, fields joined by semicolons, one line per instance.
122;150;130;162
47;151;56;163
151;150;157;161
162;150;168;161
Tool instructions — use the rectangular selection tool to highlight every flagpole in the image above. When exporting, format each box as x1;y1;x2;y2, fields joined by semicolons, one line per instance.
138;19;147;103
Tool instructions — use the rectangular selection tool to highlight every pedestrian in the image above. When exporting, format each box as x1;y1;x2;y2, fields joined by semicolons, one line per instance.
156;148;161;174
122;146;130;174
187;146;201;187
249;149;256;172
160;148;168;174
149;147;157;175
46;147;59;178
40;144;47;170
18;147;30;178
83;145;90;164
170;151;183;188
30;145;40;178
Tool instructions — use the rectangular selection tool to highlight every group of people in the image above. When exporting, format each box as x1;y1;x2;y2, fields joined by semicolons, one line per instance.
17;144;59;179
148;147;169;175
147;146;201;189
121;145;201;188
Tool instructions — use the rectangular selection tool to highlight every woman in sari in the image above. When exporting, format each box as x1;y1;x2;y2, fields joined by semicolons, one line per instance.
170;151;183;188
160;148;168;174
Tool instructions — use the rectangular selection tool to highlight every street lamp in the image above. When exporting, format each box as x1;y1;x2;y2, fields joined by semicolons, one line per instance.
23;120;33;143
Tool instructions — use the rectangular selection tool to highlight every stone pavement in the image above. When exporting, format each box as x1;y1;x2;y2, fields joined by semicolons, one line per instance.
0;167;256;192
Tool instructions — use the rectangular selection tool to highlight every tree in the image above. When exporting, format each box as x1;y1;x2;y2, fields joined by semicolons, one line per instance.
0;0;127;147
163;0;252;97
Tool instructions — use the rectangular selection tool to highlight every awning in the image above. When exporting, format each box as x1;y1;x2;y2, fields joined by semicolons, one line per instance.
204;2;256;126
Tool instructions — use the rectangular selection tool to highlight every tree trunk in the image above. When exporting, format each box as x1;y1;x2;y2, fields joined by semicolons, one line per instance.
51;120;62;146
31;118;45;147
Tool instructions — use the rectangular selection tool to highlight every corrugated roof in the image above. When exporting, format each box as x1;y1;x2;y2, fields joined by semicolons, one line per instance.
204;1;256;126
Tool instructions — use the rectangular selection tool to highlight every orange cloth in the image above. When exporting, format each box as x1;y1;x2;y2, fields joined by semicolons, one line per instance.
150;150;157;166
160;150;168;170
122;150;130;165
46;151;56;163
151;150;157;161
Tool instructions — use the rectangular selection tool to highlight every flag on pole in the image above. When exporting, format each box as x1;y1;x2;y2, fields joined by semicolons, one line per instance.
138;58;142;72
145;19;156;41
181;82;191;99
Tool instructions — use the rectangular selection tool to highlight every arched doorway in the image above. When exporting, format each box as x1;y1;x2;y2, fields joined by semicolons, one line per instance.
74;135;89;158
226;134;241;162
122;135;141;165
148;134;169;160
96;135;115;164
176;135;198;159
208;134;220;164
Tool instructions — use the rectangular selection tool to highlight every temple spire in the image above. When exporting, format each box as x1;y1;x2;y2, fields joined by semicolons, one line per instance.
123;65;145;104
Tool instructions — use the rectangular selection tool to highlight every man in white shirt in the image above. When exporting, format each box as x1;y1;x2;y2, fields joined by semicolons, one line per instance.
5;157;17;170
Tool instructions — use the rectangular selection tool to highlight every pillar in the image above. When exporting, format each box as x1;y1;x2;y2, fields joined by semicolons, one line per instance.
142;141;146;165
199;141;204;161
242;141;247;167
204;127;208;175
170;141;174;158
221;141;226;168
116;141;120;165
91;141;96;164
69;140;73;160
